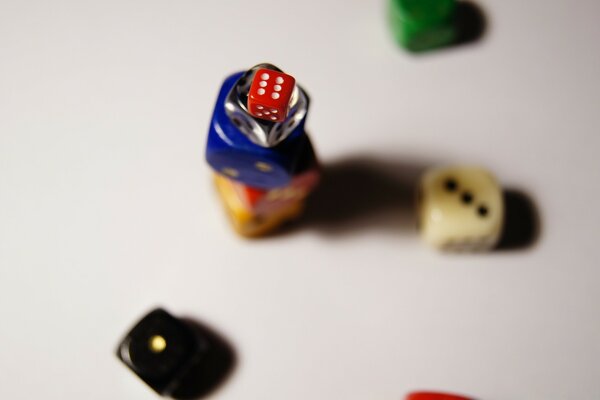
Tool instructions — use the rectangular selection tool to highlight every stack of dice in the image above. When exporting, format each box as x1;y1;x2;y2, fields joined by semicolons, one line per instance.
205;64;320;237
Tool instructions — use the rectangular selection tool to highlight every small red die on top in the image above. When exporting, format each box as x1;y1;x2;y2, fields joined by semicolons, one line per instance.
247;68;296;123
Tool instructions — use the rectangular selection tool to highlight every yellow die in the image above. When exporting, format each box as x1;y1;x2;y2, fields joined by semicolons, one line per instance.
214;174;304;237
418;166;504;251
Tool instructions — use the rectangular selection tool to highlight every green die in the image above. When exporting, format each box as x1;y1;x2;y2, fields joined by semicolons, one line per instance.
389;0;457;52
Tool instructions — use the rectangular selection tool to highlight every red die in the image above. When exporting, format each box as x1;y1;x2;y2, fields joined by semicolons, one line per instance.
247;68;296;122
406;392;474;400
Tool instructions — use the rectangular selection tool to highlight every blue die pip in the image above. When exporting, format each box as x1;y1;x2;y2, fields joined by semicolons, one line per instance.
205;71;310;189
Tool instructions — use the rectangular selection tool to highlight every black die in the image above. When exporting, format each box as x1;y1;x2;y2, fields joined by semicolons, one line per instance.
116;308;234;399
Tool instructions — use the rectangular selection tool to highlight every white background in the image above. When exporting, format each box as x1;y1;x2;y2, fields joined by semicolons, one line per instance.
1;0;599;399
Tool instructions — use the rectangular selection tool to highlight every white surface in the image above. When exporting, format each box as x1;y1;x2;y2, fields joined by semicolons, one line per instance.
1;1;599;399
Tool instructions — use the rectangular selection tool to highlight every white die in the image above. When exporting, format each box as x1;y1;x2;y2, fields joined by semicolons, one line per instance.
418;166;504;251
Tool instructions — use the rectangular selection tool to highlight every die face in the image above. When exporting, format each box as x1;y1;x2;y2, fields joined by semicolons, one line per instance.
225;66;309;147
407;392;473;400
248;68;295;122
207;71;310;189
418;166;504;251
405;24;456;52
214;174;255;225
116;309;200;395
389;0;457;51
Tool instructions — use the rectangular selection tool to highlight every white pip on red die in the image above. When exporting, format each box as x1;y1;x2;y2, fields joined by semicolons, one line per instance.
247;68;295;123
418;165;504;251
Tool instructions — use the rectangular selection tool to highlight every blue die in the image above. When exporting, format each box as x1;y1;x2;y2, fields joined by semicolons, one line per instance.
205;71;310;189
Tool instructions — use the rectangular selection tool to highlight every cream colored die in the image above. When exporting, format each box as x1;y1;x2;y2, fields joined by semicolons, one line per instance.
418;166;504;251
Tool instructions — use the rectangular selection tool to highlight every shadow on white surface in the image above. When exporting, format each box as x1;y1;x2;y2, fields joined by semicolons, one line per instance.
276;155;541;252
299;155;427;235
174;317;237;400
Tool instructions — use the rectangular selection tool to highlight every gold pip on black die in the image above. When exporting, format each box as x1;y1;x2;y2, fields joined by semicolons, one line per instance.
116;308;234;399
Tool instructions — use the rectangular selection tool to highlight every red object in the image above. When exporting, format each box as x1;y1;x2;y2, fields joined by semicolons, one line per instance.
406;392;474;400
253;166;320;214
243;186;264;209
247;68;295;122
